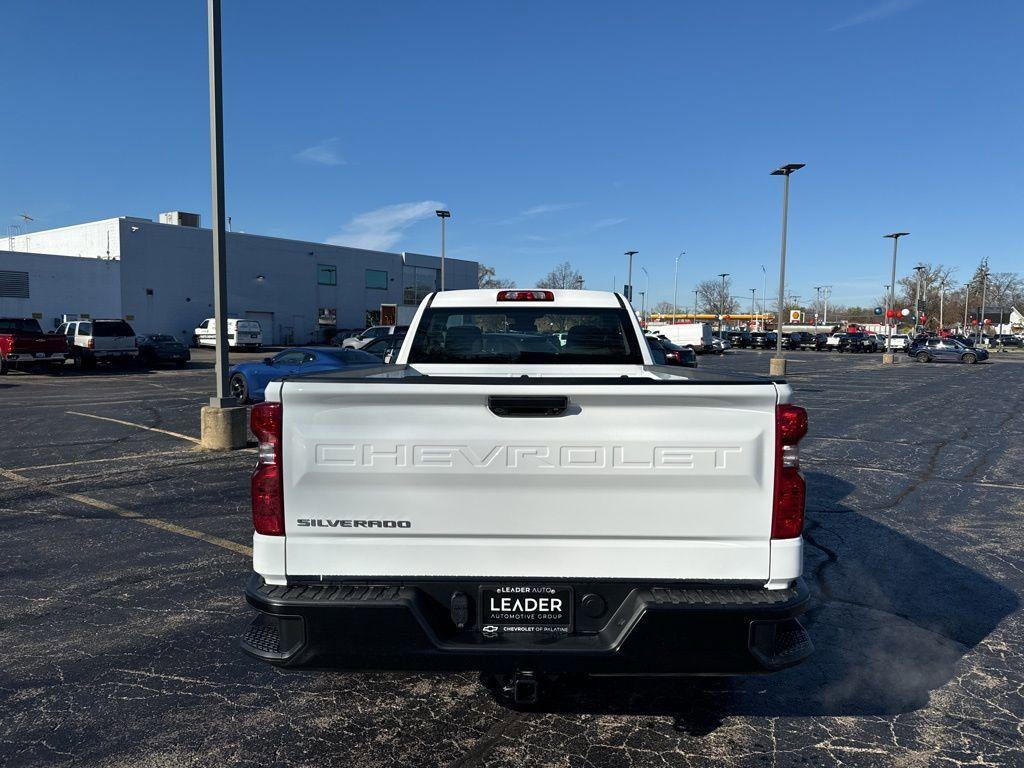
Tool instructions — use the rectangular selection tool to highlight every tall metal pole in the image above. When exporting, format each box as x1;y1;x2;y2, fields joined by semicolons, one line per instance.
625;251;638;303
883;233;908;358
641;266;650;321
718;272;729;338
978;269;989;345
435;210;451;291
822;286;831;325
939;281;945;329
963;284;970;332
749;288;756;329
760;265;767;332
913;265;925;334
207;0;231;408
813;286;821;333
693;289;698;323
773;175;791;364
673;251;684;324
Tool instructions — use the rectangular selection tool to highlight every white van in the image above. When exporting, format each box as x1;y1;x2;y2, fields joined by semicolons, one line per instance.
648;322;713;353
193;318;263;350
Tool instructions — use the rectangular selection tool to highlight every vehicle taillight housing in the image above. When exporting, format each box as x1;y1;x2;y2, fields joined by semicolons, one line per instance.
251;401;284;536
496;290;554;302
87;338;95;349
772;404;808;539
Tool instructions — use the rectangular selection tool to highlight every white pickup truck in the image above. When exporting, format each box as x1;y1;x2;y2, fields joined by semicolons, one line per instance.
242;289;811;703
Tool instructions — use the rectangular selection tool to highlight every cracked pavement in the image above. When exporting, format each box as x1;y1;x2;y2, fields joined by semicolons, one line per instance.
1;349;1022;766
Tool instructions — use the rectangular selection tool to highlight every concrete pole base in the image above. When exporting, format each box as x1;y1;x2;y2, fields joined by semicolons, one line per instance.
882;353;897;365
201;405;248;450
769;357;787;376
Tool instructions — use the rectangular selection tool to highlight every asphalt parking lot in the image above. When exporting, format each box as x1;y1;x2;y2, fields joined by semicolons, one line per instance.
2;349;1022;767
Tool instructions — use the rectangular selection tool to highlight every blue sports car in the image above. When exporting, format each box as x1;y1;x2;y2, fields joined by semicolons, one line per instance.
228;346;380;403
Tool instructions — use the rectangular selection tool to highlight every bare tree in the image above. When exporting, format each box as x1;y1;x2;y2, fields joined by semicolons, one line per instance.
695;278;739;315
478;264;515;289
536;261;584;289
652;301;675;316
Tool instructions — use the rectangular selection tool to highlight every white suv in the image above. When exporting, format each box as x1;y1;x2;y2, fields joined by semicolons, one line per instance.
57;319;139;369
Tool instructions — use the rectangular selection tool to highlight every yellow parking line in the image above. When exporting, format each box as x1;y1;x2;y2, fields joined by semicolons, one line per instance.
0;468;252;557
66;411;201;444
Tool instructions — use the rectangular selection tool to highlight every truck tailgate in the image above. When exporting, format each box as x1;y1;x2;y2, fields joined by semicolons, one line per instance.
280;380;779;581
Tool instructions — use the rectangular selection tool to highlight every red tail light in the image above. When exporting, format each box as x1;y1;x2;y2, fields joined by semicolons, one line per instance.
251;402;284;536
497;290;554;302
87;338;95;349
772;404;807;539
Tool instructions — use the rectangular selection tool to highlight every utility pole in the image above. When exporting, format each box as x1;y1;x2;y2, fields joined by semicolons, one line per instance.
813;286;821;333
673;251;684;324
641;266;650;321
822;285;831;325
939;280;946;329
978;267;990;346
769;163;804;375
624;251;638;303
913;265;925;334
435;210;451;290
200;0;247;449
963;283;970;332
883;232;909;363
717;272;729;338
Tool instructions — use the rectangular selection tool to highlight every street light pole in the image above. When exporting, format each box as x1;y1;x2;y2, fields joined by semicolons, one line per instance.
435;210;450;290
939;280;946;329
624;251;638;303
749;288;756;329
822;285;831;326
641;266;650;321
693;289;698;324
673;251;684;324
913;265;925;334
198;0;247;450
760;265;767;332
769;163;804;375
883;232;909;362
813;286;821;334
717;272;729;338
207;0;231;409
978;268;990;346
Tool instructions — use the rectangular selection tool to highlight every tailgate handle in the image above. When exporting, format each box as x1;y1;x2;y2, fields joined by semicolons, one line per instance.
488;395;568;418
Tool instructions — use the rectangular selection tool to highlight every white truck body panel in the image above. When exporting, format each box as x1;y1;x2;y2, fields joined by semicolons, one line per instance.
261;290;800;589
276;378;782;582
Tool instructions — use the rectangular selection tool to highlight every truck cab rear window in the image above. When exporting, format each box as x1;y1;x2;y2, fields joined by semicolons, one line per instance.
408;307;643;364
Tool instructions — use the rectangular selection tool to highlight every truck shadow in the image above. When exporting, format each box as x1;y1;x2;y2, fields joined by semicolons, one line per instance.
531;470;1019;728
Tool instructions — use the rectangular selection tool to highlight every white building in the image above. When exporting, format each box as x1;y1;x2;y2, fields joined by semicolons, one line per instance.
1;212;478;344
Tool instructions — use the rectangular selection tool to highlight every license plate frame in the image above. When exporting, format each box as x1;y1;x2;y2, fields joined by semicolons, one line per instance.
478;584;574;636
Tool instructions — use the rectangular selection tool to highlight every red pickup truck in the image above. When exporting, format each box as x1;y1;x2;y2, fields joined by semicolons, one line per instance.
0;318;69;374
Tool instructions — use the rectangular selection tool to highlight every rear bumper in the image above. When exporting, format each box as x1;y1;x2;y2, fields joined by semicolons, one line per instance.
242;574;812;674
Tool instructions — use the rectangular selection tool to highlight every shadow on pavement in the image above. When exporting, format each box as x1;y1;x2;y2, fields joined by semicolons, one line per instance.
525;471;1018;726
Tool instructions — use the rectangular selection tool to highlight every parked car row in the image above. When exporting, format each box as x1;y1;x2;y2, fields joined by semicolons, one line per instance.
1;316;192;374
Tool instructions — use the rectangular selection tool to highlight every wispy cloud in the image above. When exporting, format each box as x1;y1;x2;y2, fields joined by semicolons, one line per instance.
520;203;581;217
327;200;443;251
591;217;627;230
829;0;926;32
295;138;346;166
498;202;582;225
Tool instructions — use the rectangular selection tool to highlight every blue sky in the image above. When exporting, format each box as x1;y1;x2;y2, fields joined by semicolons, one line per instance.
2;1;1021;307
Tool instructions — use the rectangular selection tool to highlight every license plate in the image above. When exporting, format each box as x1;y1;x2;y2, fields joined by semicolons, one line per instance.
34;352;45;358
479;585;573;635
